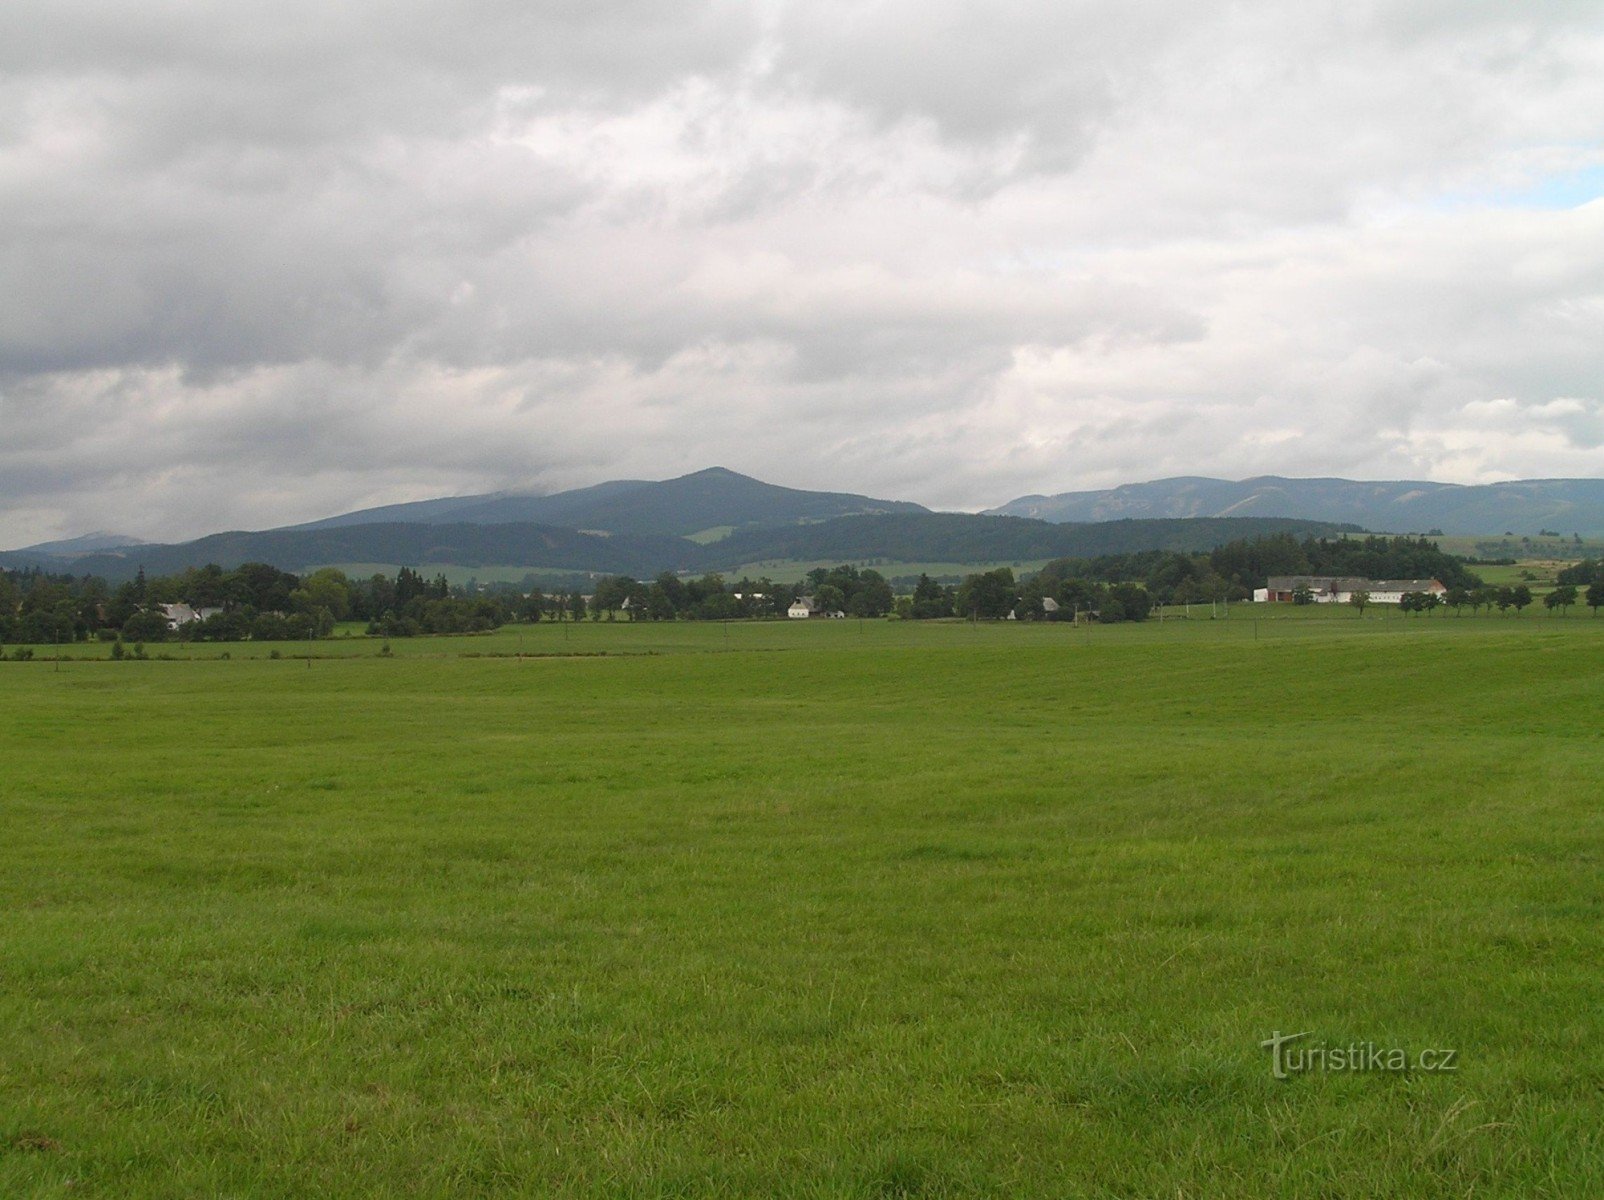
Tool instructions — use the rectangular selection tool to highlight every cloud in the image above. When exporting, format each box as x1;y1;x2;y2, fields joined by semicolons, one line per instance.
2;1;1604;544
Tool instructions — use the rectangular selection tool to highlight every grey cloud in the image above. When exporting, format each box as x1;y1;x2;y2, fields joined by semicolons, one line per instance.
3;2;1604;545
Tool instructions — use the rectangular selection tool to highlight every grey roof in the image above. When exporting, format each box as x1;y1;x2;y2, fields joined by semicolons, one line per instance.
1265;575;1443;592
1265;576;1341;591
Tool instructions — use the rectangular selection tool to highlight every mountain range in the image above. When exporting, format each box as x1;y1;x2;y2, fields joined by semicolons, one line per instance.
288;467;927;538
5;467;1602;582
987;475;1604;535
0;468;1355;581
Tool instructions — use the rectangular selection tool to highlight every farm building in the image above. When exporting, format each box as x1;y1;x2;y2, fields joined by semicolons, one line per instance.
1255;577;1447;604
787;597;846;619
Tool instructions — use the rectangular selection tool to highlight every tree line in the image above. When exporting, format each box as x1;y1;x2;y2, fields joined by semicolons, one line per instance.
0;563;519;647
0;531;1546;650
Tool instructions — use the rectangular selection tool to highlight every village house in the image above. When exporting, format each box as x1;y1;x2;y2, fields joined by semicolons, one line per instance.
158;603;225;629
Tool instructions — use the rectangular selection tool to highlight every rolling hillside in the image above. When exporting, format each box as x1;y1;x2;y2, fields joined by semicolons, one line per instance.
988;475;1604;535
63;523;698;582
703;513;1360;570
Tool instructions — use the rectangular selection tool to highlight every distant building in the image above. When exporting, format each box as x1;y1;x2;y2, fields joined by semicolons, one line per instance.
159;603;197;628
788;597;846;618
1258;576;1447;604
159;603;224;629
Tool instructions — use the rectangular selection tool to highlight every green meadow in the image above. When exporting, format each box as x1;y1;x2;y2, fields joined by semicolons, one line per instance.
2;615;1602;1197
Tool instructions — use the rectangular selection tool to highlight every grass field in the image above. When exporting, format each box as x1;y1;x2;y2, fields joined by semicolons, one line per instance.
3;617;1602;1196
1433;535;1604;561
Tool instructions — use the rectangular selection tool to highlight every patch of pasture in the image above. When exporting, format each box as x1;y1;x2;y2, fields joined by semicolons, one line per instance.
1;621;1601;1195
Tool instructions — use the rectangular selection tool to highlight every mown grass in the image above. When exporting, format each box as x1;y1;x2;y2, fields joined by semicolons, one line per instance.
1;619;1601;1197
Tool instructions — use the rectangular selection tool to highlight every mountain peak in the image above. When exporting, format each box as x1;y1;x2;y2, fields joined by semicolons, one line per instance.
280;468;927;539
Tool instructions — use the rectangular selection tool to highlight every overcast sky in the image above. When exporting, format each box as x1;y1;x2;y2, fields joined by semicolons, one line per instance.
4;1;1604;545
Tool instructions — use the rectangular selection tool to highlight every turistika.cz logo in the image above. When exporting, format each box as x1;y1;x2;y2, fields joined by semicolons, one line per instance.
1260;1031;1459;1080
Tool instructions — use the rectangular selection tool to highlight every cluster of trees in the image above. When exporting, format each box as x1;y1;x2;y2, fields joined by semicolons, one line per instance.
0;562;519;645
899;567;1154;622
1396;584;1602;616
1362;585;1543;615
1210;534;1481;593
1557;560;1604;588
586;565;896;621
0;568;108;646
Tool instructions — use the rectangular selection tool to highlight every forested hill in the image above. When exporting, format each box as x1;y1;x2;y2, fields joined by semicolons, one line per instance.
703;513;1362;568
30;512;1364;581
989;475;1604;535
63;523;699;582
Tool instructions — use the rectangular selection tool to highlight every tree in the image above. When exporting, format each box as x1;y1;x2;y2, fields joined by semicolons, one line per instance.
849;571;895;617
1544;584;1578;616
592;576;635;618
1590;581;1604;616
121;608;171;642
813;584;846;614
909;574;953;620
654;573;688;614
1291;585;1314;606
233;562;300;613
1106;582;1153;622
1348;590;1371;615
290;568;351;622
645;583;677;621
1443;587;1468;615
954;568;1016;620
1512;584;1533;615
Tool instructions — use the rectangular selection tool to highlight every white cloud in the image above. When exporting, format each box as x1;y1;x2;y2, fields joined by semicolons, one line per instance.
3;1;1604;545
